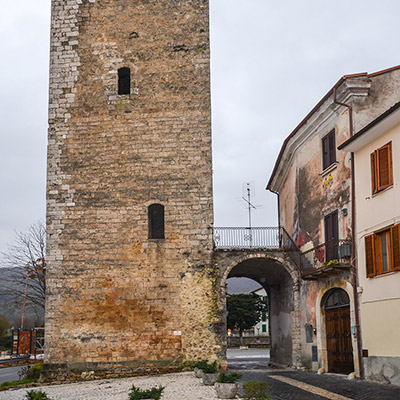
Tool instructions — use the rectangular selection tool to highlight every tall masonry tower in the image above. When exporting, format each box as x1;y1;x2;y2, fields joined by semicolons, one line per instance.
45;0;218;379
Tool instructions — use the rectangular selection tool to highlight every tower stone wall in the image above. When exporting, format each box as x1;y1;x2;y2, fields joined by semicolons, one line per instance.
45;0;217;378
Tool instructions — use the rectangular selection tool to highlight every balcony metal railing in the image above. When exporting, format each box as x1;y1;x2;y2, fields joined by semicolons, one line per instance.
213;227;297;251
300;239;352;271
213;228;352;275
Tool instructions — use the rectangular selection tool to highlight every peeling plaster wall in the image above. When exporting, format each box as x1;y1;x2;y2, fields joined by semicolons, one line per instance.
269;281;294;366
280;110;352;249
352;70;400;132
273;70;400;376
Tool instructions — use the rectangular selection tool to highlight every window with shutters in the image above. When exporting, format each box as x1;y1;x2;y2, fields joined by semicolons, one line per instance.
324;210;339;261
371;141;393;195
322;130;336;170
148;204;165;239
365;223;400;277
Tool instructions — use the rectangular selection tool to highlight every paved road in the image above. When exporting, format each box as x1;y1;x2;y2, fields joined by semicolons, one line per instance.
235;369;400;400
227;347;270;369
0;366;24;384
227;349;400;399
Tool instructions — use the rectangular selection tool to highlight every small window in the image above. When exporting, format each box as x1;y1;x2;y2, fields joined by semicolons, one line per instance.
322;130;336;170
262;324;267;333
371;141;393;195
262;312;267;322
118;67;131;95
365;224;400;277
148;204;165;239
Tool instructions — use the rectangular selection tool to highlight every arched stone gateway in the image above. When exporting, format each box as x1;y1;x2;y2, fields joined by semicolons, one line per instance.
214;251;302;368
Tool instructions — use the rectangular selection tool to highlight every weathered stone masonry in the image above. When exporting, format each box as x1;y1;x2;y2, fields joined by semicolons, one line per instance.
45;0;218;379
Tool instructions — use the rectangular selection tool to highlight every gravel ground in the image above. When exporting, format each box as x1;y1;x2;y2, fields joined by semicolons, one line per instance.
0;372;219;400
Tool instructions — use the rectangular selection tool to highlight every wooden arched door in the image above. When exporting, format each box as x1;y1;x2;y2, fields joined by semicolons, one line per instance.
324;288;354;374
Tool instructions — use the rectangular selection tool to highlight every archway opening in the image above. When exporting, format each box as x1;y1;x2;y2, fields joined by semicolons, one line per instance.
226;277;269;369
224;257;295;368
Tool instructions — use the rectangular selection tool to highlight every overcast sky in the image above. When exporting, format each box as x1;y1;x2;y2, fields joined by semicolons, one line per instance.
1;0;400;254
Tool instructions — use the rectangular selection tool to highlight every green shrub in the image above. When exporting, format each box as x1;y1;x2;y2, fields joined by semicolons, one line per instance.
193;360;208;370
216;372;241;383
25;390;52;400
19;363;43;380
198;360;218;374
0;333;12;351
243;381;271;400
129;384;164;400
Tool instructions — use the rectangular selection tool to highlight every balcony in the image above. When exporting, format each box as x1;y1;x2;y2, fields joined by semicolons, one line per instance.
213;227;296;251
300;239;352;280
213;227;302;269
213;228;352;280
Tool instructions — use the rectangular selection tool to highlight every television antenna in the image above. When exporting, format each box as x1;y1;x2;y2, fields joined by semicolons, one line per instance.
242;182;259;229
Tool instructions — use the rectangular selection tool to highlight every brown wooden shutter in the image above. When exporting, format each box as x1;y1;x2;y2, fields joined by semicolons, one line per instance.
328;131;336;166
377;142;393;191
365;234;376;277
391;224;400;271
374;233;383;275
371;152;377;194
322;135;329;170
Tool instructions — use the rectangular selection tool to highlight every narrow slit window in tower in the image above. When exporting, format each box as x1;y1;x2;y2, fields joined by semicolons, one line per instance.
148;204;165;239
118;67;131;95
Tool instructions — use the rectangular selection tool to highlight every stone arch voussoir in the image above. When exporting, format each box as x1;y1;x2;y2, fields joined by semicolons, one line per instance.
220;252;300;294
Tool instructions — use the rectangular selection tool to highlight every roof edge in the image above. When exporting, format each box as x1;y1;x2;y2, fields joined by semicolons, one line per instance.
267;65;400;192
338;100;400;151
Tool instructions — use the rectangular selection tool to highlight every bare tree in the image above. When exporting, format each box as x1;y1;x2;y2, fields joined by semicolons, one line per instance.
0;221;46;314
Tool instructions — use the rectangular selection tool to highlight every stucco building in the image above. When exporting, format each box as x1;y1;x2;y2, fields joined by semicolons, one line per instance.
267;66;400;377
339;100;400;384
253;287;269;337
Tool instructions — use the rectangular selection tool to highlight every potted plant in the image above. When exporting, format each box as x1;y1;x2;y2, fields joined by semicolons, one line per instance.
215;372;241;399
200;361;219;386
193;360;208;378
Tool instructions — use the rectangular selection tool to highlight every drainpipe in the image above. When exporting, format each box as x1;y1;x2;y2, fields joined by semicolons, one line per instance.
269;189;281;244
333;88;364;379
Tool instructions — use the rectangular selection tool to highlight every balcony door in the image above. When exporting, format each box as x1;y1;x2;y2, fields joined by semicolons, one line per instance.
324;210;338;261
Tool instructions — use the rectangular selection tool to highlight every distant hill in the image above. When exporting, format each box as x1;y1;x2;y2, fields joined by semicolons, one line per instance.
0;267;44;328
227;277;262;294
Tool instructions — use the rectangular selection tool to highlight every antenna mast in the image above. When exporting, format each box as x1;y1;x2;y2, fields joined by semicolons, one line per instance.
242;182;257;229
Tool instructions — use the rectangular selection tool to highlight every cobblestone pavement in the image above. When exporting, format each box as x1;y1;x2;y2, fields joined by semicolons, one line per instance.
237;368;400;400
2;368;400;399
0;372;218;400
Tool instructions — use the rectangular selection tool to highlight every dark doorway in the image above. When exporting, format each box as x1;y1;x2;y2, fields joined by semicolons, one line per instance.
324;288;354;374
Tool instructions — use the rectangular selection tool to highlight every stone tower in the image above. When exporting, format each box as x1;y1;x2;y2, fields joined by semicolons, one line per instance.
45;0;217;378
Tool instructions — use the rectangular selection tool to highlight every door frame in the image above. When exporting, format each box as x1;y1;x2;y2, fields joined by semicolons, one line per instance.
315;281;360;377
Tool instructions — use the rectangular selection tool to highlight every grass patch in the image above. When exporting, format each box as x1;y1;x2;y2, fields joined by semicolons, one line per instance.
0;378;37;389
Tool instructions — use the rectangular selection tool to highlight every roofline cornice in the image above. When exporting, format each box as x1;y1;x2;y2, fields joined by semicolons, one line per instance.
266;65;400;193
